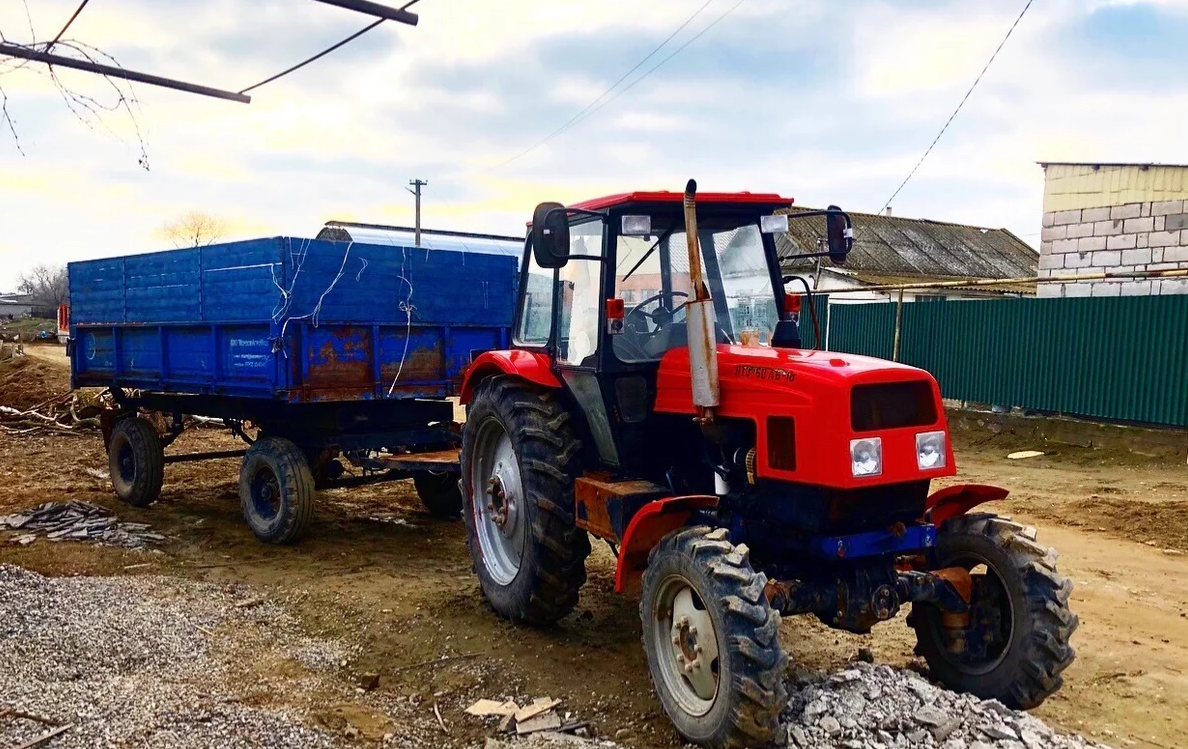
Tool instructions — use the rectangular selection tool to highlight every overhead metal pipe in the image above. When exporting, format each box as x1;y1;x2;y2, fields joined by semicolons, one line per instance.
0;43;251;103
308;0;419;25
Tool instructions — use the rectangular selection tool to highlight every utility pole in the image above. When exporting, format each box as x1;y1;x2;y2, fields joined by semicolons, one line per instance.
408;179;428;247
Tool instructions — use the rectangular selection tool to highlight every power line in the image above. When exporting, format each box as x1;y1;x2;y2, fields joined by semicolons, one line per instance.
238;0;421;94
495;0;716;168
878;0;1035;213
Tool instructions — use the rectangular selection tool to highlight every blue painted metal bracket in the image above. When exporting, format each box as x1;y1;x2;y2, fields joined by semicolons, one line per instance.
795;524;937;560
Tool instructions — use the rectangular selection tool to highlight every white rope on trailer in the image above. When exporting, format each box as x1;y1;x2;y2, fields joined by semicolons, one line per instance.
386;242;416;397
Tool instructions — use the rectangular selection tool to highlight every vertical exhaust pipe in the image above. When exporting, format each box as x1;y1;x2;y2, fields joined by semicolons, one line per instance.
683;179;720;419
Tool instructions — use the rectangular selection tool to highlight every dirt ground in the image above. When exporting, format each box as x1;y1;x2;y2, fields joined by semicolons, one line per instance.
2;345;1187;748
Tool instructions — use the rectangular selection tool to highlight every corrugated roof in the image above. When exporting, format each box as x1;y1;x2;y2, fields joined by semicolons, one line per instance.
1038;161;1188;169
823;269;1036;296
777;207;1037;280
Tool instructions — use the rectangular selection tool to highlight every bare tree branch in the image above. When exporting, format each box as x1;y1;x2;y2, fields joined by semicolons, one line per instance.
17;264;69;316
159;212;228;248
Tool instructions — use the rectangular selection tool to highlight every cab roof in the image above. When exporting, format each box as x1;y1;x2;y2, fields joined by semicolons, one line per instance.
570;191;795;212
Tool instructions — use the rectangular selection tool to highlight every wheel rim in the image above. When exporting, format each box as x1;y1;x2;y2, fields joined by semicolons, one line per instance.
933;553;1015;674
470;417;526;586
652;574;721;717
249;465;282;521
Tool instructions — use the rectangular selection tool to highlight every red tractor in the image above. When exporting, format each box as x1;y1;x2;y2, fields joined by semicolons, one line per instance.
458;182;1076;748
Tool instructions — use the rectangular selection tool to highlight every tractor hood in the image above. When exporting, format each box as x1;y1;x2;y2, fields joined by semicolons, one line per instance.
654;344;956;489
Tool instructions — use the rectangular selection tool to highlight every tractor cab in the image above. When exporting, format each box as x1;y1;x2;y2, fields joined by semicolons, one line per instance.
507;189;853;480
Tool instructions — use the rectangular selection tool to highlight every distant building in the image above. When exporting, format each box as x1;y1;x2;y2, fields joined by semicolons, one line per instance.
1038;162;1188;298
777;207;1038;303
0;293;33;320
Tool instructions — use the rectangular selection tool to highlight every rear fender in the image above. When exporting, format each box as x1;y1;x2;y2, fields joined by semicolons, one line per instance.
459;350;561;404
924;484;1010;526
614;494;720;593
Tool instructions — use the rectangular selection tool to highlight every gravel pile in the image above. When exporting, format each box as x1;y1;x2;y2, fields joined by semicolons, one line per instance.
0;564;340;749
783;661;1111;749
0;500;168;548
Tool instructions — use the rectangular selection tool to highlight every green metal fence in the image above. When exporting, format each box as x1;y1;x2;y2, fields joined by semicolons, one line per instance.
805;295;1188;428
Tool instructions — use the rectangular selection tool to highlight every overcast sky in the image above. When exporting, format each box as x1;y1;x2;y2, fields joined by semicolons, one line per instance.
1;0;1186;291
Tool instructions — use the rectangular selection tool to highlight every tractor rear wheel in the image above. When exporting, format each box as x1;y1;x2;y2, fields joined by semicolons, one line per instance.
909;513;1077;709
461;376;590;625
108;416;165;508
641;526;787;749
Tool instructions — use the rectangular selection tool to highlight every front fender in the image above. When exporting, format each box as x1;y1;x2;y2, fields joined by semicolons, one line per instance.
614;494;720;593
459;350;561;404
924;484;1010;526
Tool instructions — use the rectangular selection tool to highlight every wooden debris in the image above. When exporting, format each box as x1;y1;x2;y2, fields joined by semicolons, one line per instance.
556;721;592;735
465;699;519;718
234;597;265;609
515;712;562;736
514;698;561;724
433;703;449;734
1006;450;1045;460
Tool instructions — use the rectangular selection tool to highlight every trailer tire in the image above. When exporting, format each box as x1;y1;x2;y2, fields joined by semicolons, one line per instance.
641;526;787;749
414;472;463;518
461;375;590;625
239;437;316;544
108;417;165;508
909;513;1077;709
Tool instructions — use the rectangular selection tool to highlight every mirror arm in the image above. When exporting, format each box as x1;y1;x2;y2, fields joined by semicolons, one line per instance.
782;250;841;261
567;254;605;262
785;208;853;226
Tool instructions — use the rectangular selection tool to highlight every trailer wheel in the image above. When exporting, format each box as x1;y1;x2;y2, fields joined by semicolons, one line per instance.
413;472;462;518
909;513;1077;709
239;437;315;544
108;417;165;508
641;526;787;749
461;375;590;625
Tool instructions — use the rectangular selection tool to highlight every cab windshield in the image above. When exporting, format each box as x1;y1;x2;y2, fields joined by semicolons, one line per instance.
614;218;778;363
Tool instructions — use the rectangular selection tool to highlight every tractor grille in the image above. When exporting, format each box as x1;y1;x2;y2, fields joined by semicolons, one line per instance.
850;381;937;432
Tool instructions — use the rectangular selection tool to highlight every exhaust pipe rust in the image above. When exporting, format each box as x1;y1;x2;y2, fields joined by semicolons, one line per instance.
682;179;720;417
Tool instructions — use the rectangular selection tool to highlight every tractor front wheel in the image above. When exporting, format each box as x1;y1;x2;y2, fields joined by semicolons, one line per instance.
641;526;787;749
461;376;590;625
909;513;1077;709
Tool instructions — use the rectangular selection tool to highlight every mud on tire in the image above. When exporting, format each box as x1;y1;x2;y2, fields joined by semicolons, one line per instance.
108;416;165;508
640;526;788;749
461;375;591;625
909;513;1077;709
239;437;316;544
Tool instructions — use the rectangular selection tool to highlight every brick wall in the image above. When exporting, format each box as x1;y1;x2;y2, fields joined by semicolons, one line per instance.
1038;199;1188;297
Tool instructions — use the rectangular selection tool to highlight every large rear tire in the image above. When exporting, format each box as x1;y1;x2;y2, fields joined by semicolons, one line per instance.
108;417;164;508
239;437;315;544
909;513;1077;709
641;526;787;749
461;376;590;625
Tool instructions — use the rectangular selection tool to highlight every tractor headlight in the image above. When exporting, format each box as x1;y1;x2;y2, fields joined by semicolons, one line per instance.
916;430;947;470
850;437;882;478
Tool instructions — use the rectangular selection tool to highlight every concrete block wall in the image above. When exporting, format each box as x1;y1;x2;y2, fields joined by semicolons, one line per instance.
1038;200;1188;297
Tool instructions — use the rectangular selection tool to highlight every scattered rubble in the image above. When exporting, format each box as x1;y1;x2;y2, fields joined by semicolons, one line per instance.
0;564;339;749
0;500;168;549
466;696;591;740
783;660;1113;749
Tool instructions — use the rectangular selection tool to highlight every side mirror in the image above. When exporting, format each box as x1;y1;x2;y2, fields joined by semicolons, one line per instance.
532;202;570;268
825;205;853;264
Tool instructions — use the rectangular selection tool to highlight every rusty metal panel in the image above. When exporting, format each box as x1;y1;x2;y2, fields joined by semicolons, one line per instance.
574;475;670;542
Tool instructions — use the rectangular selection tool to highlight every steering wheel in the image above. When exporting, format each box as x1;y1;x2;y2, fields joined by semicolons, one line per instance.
625;291;689;336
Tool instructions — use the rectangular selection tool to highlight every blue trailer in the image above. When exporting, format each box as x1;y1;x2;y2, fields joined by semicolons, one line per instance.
67;233;520;542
